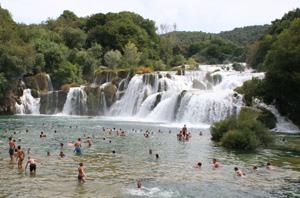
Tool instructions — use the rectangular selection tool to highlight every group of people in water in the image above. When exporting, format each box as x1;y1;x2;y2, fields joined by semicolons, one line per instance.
5;124;275;187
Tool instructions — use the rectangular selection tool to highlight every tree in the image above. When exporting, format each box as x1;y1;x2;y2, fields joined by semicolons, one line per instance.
62;27;86;49
122;42;141;67
104;50;122;68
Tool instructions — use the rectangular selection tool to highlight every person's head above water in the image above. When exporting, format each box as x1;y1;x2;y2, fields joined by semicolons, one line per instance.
197;162;202;167
234;167;238;171
79;162;83;166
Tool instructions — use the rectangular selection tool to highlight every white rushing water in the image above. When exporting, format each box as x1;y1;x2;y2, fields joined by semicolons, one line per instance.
15;64;299;132
15;89;40;114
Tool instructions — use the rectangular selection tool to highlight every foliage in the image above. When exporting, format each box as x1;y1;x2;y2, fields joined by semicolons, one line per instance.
122;42;141;67
104;50;122;68
232;63;245;72
211;108;274;151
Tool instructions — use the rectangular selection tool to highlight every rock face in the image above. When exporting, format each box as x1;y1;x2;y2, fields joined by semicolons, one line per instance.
0;91;17;115
84;86;107;115
192;79;206;90
103;83;117;107
24;73;51;92
93;70;133;86
39;90;68;114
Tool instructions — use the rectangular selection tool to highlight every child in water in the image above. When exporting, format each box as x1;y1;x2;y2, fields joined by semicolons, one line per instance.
78;163;86;183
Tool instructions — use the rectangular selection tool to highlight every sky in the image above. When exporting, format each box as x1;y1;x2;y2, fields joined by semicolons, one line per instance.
1;0;300;33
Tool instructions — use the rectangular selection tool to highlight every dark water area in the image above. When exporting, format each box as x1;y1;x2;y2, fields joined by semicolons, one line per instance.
0;115;299;197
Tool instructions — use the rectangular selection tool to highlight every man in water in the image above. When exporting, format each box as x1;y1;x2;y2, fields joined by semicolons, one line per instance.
87;137;92;147
212;158;220;168
16;146;25;169
74;138;82;155
137;179;142;189
8;137;16;160
78;163;86;183
234;167;246;176
25;156;37;173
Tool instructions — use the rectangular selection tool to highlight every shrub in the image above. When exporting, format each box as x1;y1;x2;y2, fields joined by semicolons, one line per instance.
210;107;274;151
256;108;277;129
232;62;245;71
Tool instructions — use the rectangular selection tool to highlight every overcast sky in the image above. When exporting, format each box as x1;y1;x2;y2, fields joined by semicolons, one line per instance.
1;0;300;33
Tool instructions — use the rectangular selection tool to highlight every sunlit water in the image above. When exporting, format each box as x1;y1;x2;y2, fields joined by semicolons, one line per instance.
0;115;299;198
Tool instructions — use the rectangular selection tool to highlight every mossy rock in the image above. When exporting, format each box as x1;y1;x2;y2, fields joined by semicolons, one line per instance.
103;83;117;107
165;73;172;79
31;89;40;98
24;72;49;92
39;90;68;114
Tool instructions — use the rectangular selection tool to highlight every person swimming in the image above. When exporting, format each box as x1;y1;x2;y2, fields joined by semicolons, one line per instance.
193;162;202;169
59;151;65;158
212;158;220;168
266;162;274;170
234;167;246;177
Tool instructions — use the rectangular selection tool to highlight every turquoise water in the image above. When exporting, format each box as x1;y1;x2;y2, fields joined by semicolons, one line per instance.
0;115;299;197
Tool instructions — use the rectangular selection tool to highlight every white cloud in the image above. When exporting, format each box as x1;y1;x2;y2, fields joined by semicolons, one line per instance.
1;0;300;32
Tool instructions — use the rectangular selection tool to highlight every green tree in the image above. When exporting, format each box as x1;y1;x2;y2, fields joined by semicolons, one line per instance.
104;50;122;68
122;42;141;67
62;27;86;49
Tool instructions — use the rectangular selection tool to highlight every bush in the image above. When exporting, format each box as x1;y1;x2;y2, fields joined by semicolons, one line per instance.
257;108;277;129
210;108;274;151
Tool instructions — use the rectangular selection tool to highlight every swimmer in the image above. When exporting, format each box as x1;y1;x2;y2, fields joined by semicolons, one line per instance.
149;149;152;155
193;162;202;169
16;146;25;169
40;131;46;138
253;166;258;171
155;154;159;159
47;151;51;156
112;150;116;154
8;137;16;160
234;167;246;176
137;179;142;189
266;162;274;170
199;131;203;136
78;163;86;183
212;158;220;169
25;156;37;173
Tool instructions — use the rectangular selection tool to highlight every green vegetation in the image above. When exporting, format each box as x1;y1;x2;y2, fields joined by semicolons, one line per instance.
211;108;274;151
240;9;300;128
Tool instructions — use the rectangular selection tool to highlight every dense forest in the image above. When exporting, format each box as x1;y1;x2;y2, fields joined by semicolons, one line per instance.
0;5;300;129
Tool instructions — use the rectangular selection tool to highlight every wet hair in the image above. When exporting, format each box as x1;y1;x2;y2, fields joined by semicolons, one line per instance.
60;143;64;146
112;150;116;154
213;158;217;162
9;137;12;141
103;138;106;140
155;154;159;159
267;162;271;166
234;167;238;171
109;140;112;143
78;138;81;141
197;162;202;167
17;145;21;149
253;166;258;170
79;163;83;166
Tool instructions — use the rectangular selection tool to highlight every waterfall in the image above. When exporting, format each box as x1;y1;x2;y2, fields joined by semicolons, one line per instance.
109;65;264;124
46;74;54;91
15;89;40;114
15;64;299;132
62;87;87;115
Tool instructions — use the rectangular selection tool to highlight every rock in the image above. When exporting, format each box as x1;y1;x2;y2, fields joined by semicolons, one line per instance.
257;107;277;129
103;83;117;107
40;90;68;114
151;94;162;110
192;79;206;90
24;73;50;92
84;86;102;116
166;73;172;79
212;74;222;85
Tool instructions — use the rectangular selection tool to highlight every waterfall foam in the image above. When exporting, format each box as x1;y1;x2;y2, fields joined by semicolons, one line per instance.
62;87;87;115
15;89;40;114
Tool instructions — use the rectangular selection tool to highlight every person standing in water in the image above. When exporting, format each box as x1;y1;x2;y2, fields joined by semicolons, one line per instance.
74;138;82;155
78;163;86;183
8;137;16;161
16;146;25;169
25;156;37;173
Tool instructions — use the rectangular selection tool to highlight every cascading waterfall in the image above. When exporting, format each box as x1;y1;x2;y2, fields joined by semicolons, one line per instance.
15;89;40;114
15;64;299;132
62;87;87;115
46;74;54;91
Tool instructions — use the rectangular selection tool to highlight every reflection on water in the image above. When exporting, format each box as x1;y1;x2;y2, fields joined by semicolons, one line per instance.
0;115;299;197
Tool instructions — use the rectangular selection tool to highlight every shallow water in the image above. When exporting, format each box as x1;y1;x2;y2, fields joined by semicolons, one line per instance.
0;115;299;198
